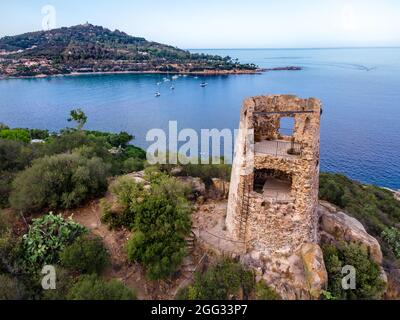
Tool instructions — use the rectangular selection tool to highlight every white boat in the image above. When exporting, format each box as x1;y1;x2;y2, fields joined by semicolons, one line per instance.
172;75;179;80
200;82;208;87
155;92;161;97
157;82;162;86
170;85;175;90
194;76;199;79
163;77;170;82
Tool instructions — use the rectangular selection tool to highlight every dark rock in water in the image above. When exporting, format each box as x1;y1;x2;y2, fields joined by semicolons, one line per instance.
265;66;302;71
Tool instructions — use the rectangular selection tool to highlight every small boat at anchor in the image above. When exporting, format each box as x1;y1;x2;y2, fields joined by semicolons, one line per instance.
155;91;161;97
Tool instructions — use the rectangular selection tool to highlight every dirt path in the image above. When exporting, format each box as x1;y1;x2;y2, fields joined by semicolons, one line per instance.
61;195;206;300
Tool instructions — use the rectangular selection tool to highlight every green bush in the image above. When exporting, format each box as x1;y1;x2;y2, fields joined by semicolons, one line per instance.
60;235;109;274
0;274;27;300
10;152;109;213
0;129;30;143
122;145;146;160
104;169;192;279
255;281;281;300
104;177;147;229
41;268;75;300
381;227;400;259
127;193;191;280
123;157;145;173
19;213;86;272
29;129;49;140
177;260;254;300
0;139;38;172
322;243;386;300
67;274;136;300
155;156;232;185
0;172;14;208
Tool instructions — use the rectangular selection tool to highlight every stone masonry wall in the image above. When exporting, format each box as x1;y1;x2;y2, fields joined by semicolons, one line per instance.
226;95;321;258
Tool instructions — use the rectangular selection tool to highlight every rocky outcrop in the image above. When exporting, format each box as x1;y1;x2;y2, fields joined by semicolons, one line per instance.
300;243;328;299
319;201;383;264
210;178;230;199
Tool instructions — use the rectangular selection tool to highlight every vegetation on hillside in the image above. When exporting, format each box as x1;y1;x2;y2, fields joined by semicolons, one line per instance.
0;110;146;210
102;167;192;280
0;211;132;300
67;274;136;300
0;24;257;78
319;173;400;266
176;259;280;300
322;243;386;300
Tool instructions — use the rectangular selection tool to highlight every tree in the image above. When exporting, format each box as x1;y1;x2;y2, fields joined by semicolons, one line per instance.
10;152;109;213
60;235;109;274
68;109;88;130
67;274;136;300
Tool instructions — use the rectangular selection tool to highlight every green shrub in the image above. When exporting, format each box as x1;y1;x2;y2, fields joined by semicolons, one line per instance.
86;131;135;149
127;193;191;280
177;260;254;300
255;281;281;300
0;139;38;172
322;243;386;300
19;213;86;272
10;152;109;213
381;227;400;259
0;129;30;143
29;129;49;140
0;172;14;208
122;145;146;160
41;268;75;300
105;177;147;229
123;157;145;173
0;274;27;300
60;235;109;274
155;156;232;185
67;274;136;300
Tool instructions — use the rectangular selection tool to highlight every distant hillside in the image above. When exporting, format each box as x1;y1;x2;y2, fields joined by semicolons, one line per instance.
0;24;258;78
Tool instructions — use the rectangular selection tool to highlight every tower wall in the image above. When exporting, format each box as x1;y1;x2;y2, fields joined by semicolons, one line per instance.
226;95;321;257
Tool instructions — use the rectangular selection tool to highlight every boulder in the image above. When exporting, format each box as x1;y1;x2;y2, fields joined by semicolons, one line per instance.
210;178;230;199
177;177;206;196
300;243;328;299
319;206;383;265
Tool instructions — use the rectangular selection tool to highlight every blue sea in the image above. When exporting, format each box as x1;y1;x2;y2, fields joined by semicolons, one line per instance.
0;48;399;189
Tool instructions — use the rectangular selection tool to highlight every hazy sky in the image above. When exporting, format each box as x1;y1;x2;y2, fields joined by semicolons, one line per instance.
1;0;399;48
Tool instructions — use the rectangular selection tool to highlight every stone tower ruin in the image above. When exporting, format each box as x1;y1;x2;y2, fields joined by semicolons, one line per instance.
226;95;322;257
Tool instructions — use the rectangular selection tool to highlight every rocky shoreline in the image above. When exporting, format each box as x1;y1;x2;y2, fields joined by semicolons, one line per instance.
0;68;266;80
0;66;306;80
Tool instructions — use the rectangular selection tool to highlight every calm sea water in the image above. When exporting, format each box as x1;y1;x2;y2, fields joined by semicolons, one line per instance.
0;48;399;189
